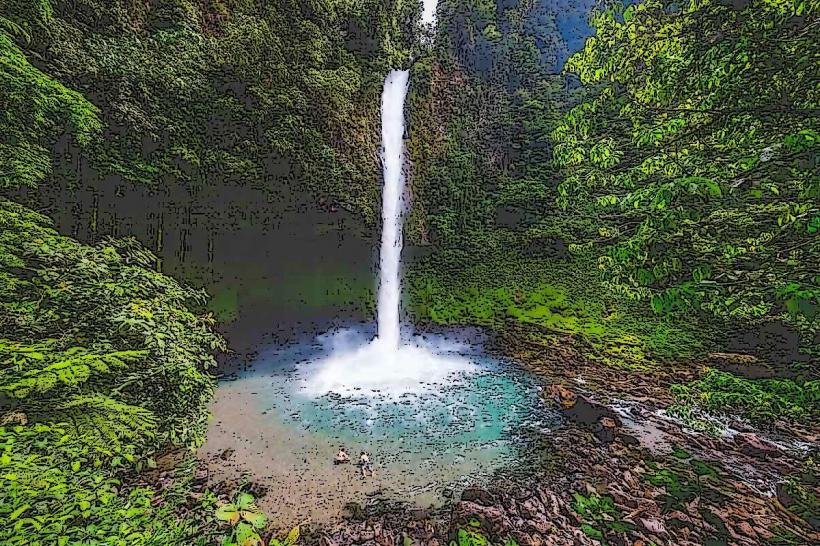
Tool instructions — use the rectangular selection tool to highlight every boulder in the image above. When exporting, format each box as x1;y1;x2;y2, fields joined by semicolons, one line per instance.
593;416;618;443
563;394;622;428
343;502;366;521
734;433;781;458
618;433;640;446
547;384;578;409
460;486;495;506
452;501;509;535
518;496;545;519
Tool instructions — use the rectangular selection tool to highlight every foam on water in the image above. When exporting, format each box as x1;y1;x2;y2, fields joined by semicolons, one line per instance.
298;331;479;398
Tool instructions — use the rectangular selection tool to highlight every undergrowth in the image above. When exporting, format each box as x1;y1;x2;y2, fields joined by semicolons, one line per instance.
0;201;225;545
450;519;518;546
571;491;635;544
670;369;820;430
407;252;709;367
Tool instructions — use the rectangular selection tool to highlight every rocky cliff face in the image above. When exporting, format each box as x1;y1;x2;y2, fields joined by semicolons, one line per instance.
403;0;598;250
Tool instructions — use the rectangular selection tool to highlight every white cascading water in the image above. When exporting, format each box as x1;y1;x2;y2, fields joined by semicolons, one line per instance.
299;64;476;399
376;69;410;350
421;0;437;26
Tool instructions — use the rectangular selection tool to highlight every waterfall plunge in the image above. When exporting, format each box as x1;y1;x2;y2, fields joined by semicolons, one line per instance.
376;69;409;350
299;67;477;399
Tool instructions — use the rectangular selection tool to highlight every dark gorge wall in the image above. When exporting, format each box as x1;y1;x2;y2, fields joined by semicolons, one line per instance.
9;0;422;259
404;0;598;252
6;0;602;265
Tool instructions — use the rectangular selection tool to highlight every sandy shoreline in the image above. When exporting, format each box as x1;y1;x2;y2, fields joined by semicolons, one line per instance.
201;373;508;526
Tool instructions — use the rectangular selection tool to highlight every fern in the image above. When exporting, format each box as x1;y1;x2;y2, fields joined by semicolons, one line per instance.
0;341;147;398
57;394;158;451
0;341;155;451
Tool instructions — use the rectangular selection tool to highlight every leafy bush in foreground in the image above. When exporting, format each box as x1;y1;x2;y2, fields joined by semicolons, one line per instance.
450;520;518;546
215;492;268;546
0;200;225;545
0;423;217;546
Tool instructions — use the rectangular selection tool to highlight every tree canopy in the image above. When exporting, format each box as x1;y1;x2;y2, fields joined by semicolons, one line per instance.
552;0;819;332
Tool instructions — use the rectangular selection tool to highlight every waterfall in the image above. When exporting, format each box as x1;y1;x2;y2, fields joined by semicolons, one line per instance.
301;6;478;398
376;70;410;350
422;0;437;26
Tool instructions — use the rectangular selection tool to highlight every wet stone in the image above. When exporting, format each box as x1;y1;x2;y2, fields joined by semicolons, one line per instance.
460;486;495;506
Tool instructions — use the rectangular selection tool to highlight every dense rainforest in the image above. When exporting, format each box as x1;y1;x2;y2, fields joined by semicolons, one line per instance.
1;0;818;545
407;0;817;424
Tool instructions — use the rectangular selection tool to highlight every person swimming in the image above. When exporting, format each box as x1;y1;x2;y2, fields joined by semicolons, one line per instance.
334;446;350;465
359;451;374;477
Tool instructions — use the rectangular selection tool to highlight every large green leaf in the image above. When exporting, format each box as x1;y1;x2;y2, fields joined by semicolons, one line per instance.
215;503;240;525
235;522;262;546
241;510;267;529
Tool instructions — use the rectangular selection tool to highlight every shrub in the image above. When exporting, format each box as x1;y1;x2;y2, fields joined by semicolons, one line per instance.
670;369;819;428
0;200;225;545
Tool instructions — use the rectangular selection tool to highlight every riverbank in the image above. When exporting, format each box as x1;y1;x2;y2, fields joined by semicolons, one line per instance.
482;326;818;545
194;320;817;546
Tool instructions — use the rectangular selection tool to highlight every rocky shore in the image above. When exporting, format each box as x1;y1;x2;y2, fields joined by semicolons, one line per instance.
195;329;818;546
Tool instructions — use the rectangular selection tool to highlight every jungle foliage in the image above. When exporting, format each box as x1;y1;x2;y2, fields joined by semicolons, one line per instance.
408;0;818;362
670;368;820;429
406;1;716;369
405;1;818;436
0;199;225;544
4;0;420;226
552;0;819;332
0;1;419;543
406;0;580;251
1;0;818;541
407;251;705;367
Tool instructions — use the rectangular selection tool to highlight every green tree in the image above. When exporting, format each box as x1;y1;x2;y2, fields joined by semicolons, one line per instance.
408;0;577;251
0;17;99;189
553;0;819;333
